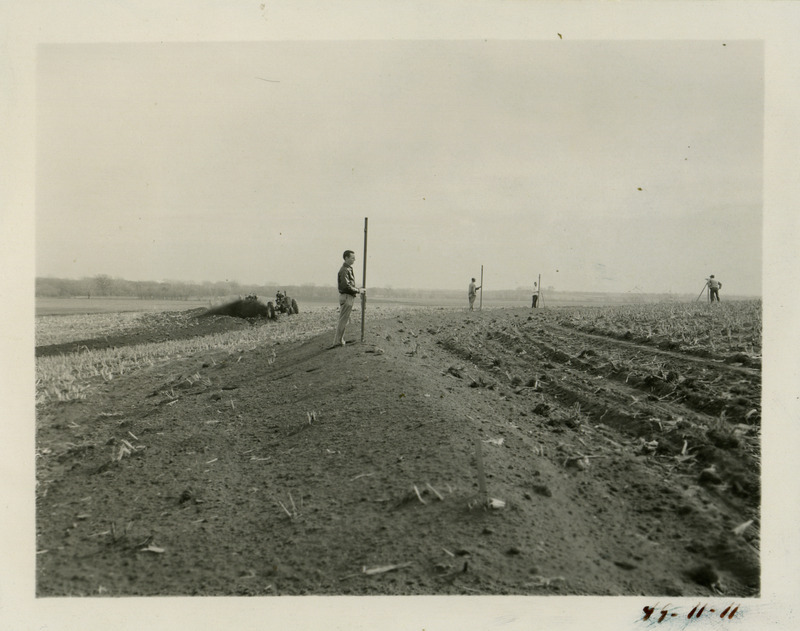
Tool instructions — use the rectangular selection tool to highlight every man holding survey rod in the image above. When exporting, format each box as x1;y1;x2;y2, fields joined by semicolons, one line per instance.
468;278;481;311
333;248;366;347
332;218;369;347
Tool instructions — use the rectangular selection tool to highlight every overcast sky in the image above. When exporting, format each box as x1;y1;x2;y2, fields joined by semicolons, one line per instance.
36;40;763;295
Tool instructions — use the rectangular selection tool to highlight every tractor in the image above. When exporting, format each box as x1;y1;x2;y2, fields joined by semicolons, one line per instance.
266;290;299;319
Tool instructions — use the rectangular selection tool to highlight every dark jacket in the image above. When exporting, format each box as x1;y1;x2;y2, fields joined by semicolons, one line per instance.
338;264;359;296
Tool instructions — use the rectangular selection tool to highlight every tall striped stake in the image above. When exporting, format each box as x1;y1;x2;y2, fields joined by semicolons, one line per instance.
479;265;484;311
360;217;368;342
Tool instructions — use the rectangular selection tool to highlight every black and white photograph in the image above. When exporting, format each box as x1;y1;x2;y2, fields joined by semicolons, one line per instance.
3;2;800;630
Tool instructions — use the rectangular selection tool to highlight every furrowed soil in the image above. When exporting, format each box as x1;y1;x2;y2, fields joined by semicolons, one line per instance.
35;307;760;597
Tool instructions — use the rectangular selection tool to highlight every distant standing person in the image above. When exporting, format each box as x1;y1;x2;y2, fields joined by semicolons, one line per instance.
333;250;365;347
468;278;481;311
707;275;722;302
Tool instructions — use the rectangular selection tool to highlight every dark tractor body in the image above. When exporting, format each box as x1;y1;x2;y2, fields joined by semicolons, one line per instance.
268;291;299;318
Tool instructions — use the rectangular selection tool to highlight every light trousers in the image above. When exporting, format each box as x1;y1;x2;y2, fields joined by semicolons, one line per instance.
334;293;355;344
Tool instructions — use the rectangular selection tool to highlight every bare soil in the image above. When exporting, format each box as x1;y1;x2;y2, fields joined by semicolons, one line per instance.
35;307;760;597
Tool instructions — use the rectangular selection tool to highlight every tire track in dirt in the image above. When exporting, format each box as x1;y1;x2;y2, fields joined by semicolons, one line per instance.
444;315;759;484
526;325;758;422
546;322;761;372
499;322;759;499
422;310;760;594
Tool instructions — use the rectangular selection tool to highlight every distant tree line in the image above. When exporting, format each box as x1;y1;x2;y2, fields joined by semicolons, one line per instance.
35;276;470;302
36;275;732;305
35;276;534;302
35;276;337;301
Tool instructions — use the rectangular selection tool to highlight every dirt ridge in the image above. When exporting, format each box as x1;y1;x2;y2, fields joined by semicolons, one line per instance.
36;308;760;596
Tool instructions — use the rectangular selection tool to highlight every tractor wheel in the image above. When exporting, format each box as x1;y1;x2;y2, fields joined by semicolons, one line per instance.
291;299;299;314
266;302;276;320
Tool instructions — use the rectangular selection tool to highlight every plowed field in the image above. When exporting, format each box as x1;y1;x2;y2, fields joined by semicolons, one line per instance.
35;302;761;597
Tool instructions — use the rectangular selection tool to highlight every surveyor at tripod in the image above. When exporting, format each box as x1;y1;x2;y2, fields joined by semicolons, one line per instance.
706;275;722;302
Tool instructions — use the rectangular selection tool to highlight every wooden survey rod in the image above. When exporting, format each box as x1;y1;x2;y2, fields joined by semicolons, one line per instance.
361;217;368;342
